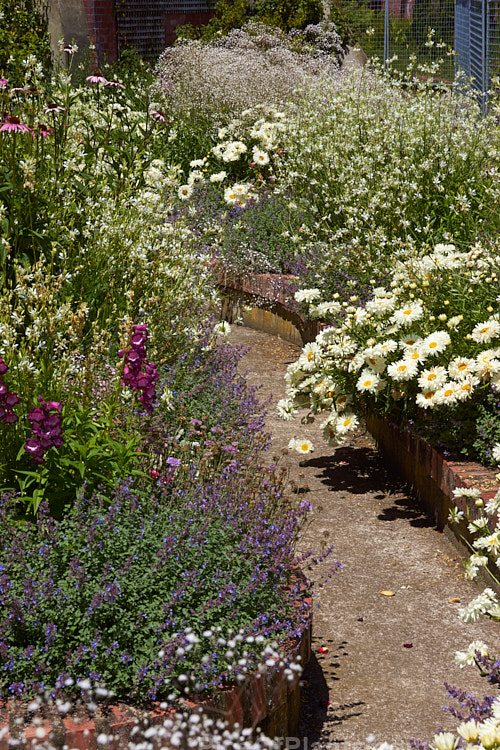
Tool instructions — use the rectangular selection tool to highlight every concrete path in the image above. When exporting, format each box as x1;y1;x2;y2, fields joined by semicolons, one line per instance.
229;324;499;750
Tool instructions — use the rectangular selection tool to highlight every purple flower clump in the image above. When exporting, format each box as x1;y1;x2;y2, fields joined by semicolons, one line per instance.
0;357;20;425
24;397;63;464
119;324;158;414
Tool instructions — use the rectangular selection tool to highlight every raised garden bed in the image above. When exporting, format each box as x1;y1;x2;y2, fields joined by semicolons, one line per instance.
0;593;312;749
219;271;500;560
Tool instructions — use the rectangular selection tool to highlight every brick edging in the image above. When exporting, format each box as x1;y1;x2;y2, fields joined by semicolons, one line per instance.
218;272;499;554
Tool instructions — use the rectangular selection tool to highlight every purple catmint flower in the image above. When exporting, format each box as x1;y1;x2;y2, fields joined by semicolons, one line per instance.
25;398;63;464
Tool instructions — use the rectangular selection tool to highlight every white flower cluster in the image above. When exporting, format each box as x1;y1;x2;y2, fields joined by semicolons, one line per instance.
274;67;500;297
178;105;286;207
279;241;500;447
154;21;343;118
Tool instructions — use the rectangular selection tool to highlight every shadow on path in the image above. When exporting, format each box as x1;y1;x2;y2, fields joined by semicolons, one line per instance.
299;649;365;747
305;446;435;529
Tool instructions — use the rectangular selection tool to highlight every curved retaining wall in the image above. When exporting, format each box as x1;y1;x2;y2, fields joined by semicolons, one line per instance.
218;270;500;559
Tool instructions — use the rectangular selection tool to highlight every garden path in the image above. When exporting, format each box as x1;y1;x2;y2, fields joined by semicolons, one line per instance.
229;324;499;750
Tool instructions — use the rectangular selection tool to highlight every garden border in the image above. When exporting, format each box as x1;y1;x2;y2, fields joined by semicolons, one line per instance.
218;270;500;563
0;592;311;749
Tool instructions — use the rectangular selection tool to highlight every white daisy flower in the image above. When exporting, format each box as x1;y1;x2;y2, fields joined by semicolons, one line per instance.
456;720;480;743
276;398;298;421
232;141;247;154
210;171;227;183
335;413;359;434
454;375;479;401
417;366;447;391
224;183;249;205
366;294;397;316
252;146;269;165
335;393;352;411
314;301;341;318
421;330;451;356
474;532;500;554
476;350;500;379
431;732;458;750
448;357;477;380
294;288;321;304
189;158;206;168
374;339;398;355
212;143;227;158
213;321;231;336
452;486;482;499
455;640;490;668
436;382;460;405
222;147;240;162
390;301;424;327
298;342;321;371
387;358;419;381
399;334;423;349
288;437;314;454
187;170;205;186
178;184;193;200
363;348;387;373
415;390;440;409
356;369;382;394
471;318;500;344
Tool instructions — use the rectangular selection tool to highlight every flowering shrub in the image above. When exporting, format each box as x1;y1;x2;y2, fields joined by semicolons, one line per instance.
174;103;286;208
281;242;500;462
0;455;325;701
154;21;343;121
273;67;500;300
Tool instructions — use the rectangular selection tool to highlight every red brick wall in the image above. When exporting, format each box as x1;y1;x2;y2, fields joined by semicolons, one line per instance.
82;0;118;66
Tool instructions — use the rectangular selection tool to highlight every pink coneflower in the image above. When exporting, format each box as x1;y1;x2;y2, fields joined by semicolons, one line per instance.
45;102;65;113
150;109;167;122
0;116;33;135
38;124;52;138
86;75;108;84
0;79;8;88
106;80;125;89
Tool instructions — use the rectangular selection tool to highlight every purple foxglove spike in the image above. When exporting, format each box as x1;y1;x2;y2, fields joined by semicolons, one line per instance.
5;393;20;407
0;382;6;396
0;358;8;375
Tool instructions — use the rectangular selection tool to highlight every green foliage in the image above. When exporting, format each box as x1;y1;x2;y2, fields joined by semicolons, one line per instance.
176;0;325;43
0;0;52;85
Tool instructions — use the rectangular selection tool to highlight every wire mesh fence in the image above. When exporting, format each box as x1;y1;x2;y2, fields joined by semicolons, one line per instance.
342;0;500;107
341;0;455;78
